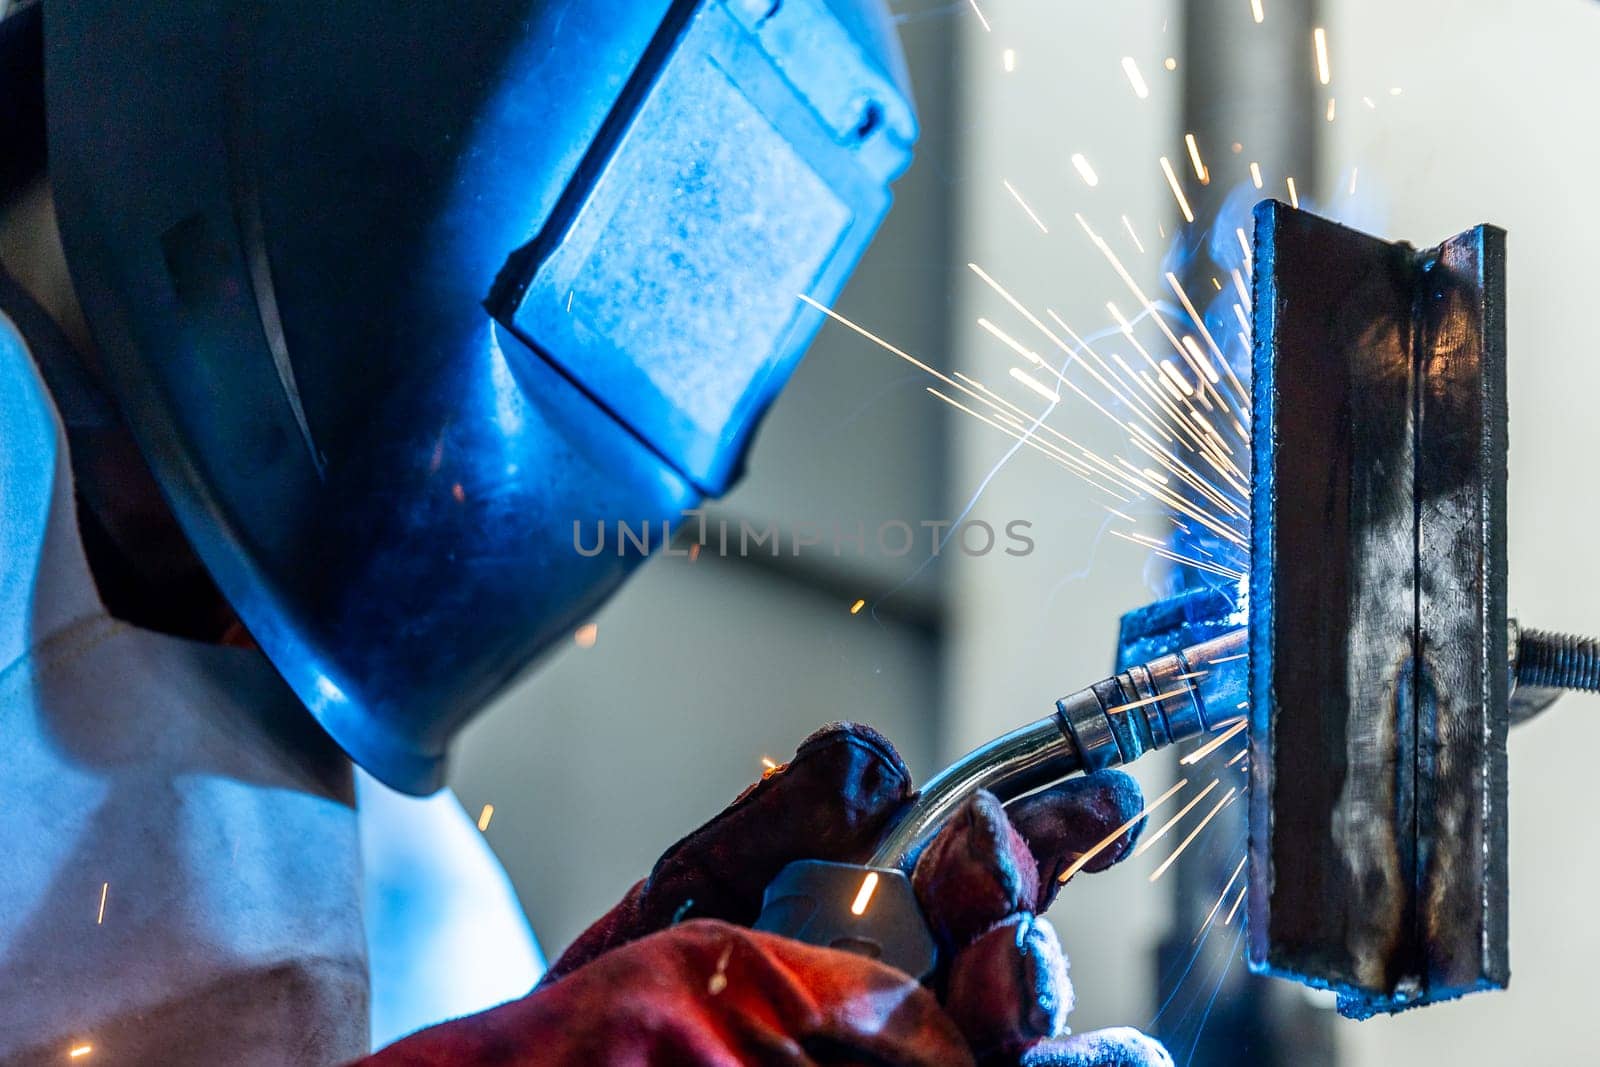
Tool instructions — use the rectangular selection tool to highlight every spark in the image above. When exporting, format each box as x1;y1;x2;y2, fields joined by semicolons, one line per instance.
1167;274;1236;394
1286;176;1300;208
1149;787;1239;882
1159;360;1194;397
849;598;866;615
979;317;1043;365
967;0;991;32
1326;97;1336;122
1363;95;1377;109
1184;133;1210;184
1059;778;1190;882
1121;214;1147;254
1225;747;1249;768
1105;684;1195;717
96;883;107;925
707;943;734;995
1225;884;1248;924
1159;157;1195;223
70;1046;93;1059
1112;531;1247;581
1133;778;1219;858
1249;162;1263;189
1003;179;1049;234
1211;277;1223;291
574;623;599;648
1389;85;1403;96
1121;57;1150;99
1349;167;1359;196
1197;856;1248;939
924;388;1134;502
1164;56;1178;71
1250;0;1265;24
1236;227;1252;266
1105;507;1138;524
1232;270;1251;312
1182;336;1219;384
1207;652;1248;665
850;872;880;915
761;756;779;771
1313;27;1331;85
476;804;495;831
1002;48;1016;73
1180;717;1249;765
1010;367;1062;404
1070;153;1100;188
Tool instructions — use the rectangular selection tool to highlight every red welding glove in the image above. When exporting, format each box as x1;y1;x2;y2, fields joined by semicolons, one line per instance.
361;723;1170;1067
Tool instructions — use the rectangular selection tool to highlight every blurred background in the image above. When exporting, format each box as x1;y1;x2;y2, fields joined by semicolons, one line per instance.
450;1;1600;1063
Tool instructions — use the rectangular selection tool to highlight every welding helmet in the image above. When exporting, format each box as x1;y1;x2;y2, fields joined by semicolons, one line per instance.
44;0;916;794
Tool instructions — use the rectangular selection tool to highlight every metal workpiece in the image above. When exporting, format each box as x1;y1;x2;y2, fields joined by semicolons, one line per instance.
1250;201;1510;1017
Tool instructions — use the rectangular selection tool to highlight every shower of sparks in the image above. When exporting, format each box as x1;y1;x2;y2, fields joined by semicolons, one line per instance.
1011;366;1063;403
1003;48;1016;72
1313;27;1331;85
1224;884;1249;924
1250;0;1265;24
1184;133;1209;184
1059;778;1191;882
1149;787;1238;882
96;883;108;925
1180;716;1249;765
1070;153;1100;187
1225;747;1249;768
1003;179;1050;234
1133;779;1220;858
1121;214;1146;253
1286;176;1300;208
1197;856;1247;939
1326;97;1336;122
1159;157;1195;223
1121;56;1150;99
849;598;866;615
476;804;495;831
850;872;880;915
1249;161;1263;189
967;0;992;32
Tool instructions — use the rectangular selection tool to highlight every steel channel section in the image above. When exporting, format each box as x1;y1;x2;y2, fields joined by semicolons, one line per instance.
1249;201;1508;1015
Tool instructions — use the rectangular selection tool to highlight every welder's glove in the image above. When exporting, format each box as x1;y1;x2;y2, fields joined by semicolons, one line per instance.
362;723;1170;1066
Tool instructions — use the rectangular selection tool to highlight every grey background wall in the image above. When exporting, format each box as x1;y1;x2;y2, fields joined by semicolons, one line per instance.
449;1;1600;1061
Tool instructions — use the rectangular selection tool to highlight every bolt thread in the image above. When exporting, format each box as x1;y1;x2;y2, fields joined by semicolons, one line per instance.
1516;628;1600;692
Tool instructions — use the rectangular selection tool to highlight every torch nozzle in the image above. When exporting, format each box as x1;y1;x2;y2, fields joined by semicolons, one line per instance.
869;629;1248;870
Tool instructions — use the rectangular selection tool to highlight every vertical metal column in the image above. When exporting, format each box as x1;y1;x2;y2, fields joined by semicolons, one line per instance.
1155;1;1335;1062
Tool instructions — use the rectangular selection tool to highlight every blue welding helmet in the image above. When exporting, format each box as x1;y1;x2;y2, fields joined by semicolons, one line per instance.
44;0;916;794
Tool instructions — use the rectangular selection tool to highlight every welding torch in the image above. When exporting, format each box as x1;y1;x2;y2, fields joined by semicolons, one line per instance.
754;627;1247;978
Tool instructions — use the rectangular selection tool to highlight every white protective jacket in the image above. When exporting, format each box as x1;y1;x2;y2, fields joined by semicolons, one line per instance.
0;302;541;1064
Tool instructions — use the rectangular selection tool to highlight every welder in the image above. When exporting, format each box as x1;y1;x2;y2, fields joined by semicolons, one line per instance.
0;2;1170;1063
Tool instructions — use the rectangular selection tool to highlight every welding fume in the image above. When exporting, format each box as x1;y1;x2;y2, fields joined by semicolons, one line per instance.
0;1;1594;1065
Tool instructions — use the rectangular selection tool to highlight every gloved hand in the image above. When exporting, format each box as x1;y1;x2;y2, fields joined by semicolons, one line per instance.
361;723;1171;1066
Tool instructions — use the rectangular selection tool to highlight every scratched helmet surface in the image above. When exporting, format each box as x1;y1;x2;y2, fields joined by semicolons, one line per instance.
45;0;916;793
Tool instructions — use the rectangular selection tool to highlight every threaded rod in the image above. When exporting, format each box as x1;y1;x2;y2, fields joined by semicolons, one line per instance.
1516;628;1600;692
